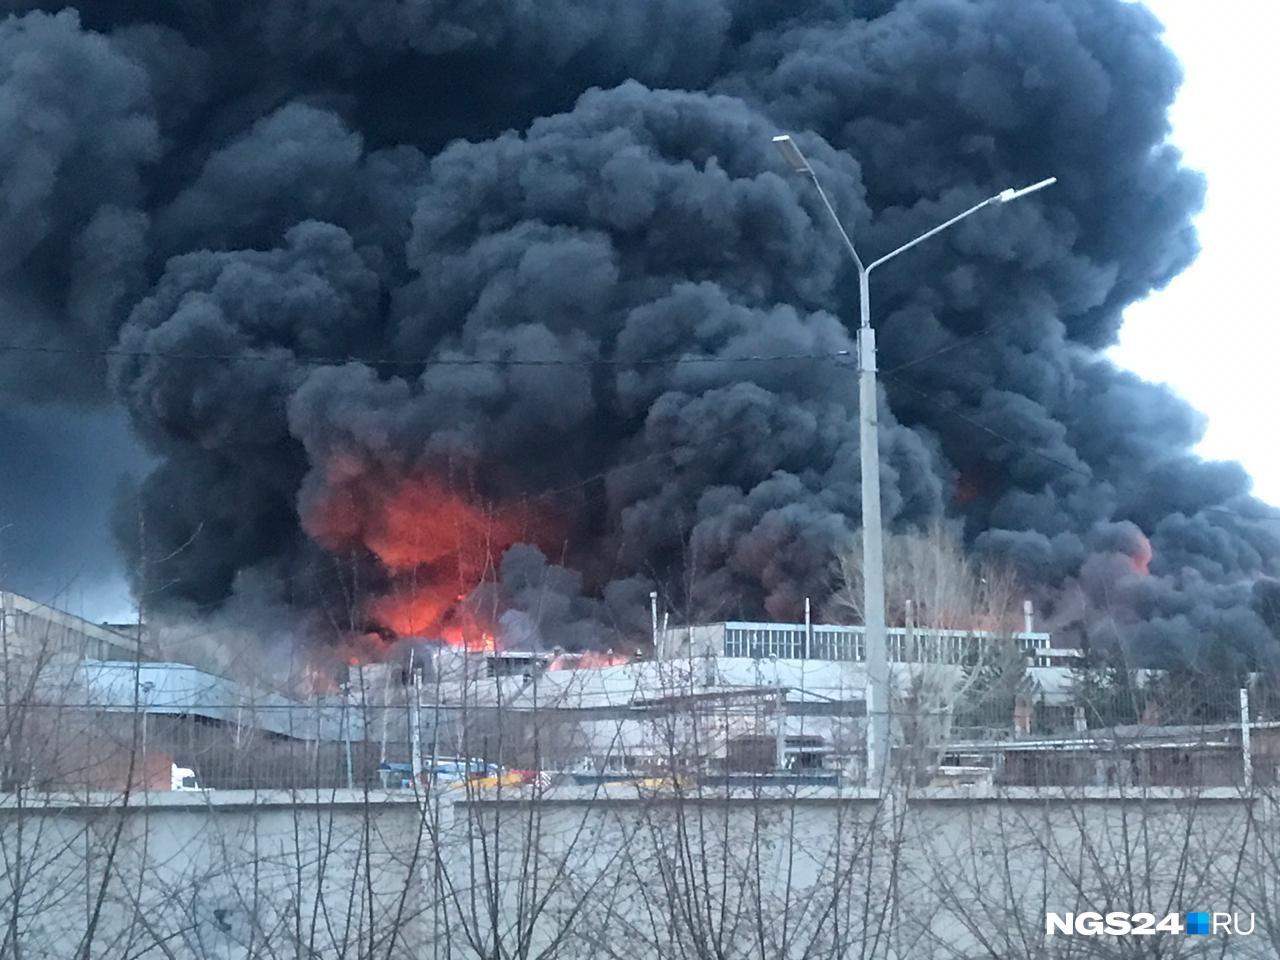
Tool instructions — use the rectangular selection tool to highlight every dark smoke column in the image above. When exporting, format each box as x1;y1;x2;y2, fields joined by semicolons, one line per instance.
0;1;1277;666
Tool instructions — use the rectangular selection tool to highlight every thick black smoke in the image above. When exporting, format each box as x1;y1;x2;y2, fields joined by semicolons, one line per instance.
3;1;1278;668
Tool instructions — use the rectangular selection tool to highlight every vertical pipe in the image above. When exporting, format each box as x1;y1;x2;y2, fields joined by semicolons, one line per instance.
804;597;812;660
773;656;786;773
379;666;390;767
344;713;354;790
650;591;660;657
1241;687;1253;792
904;599;915;662
344;662;360;790
409;652;423;788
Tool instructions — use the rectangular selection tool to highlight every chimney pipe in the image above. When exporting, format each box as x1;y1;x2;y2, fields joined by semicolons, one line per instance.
650;591;660;657
1023;599;1034;634
905;599;915;661
804;597;812;660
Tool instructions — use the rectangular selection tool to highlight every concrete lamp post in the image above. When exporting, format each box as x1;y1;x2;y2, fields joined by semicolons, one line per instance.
772;132;1055;788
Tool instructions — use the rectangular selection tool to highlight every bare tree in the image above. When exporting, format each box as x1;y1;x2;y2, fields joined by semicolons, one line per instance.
830;522;1028;783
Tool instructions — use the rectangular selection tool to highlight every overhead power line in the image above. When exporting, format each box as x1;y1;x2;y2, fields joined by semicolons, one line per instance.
0;342;852;368
880;318;1013;376
4;334;1275;530
887;377;1280;529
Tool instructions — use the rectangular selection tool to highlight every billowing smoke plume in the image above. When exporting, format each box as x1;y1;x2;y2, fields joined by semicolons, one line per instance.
3;1;1278;667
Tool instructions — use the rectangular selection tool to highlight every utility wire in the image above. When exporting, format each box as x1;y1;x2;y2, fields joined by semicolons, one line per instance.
880;318;1012;376
0;342;851;368
887;377;1093;480
5;332;1276;530
887;377;1280;529
0;322;996;373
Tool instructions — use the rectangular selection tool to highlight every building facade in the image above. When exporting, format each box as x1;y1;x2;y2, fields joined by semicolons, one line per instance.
656;619;1082;668
0;590;154;664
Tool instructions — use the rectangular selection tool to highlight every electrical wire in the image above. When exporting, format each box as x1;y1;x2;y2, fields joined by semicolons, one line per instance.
0;342;852;368
886;376;1280;528
880;318;1012;376
4;331;1276;531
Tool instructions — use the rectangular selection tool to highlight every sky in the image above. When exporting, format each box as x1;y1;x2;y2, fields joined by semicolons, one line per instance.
1112;0;1280;505
0;406;143;624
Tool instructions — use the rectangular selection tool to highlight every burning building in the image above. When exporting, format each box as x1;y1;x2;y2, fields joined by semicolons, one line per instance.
1;1;1279;671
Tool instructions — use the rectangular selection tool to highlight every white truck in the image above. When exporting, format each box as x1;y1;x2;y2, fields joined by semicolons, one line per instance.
170;764;202;791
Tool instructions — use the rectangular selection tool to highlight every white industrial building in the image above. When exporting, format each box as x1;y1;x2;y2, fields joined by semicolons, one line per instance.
370;612;1086;780
655;616;1083;669
1;586;1090;787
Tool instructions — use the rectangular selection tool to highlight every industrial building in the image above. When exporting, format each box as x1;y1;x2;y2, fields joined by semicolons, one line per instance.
0;589;154;664
655;614;1084;669
10;588;1256;791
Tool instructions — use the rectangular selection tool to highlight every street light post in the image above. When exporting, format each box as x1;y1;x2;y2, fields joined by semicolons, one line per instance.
772;133;1054;788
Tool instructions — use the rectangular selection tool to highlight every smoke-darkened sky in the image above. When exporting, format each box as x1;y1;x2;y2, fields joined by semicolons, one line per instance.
2;0;1278;667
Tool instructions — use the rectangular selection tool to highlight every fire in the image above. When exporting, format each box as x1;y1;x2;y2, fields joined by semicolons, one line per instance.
304;465;530;574
546;650;630;671
303;463;545;650
1129;532;1153;577
372;590;499;652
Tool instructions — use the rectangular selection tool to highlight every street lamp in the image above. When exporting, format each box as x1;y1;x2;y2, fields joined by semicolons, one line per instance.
772;133;1055;788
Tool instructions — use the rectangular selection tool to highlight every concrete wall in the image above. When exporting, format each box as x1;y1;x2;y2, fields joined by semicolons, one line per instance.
0;786;1274;958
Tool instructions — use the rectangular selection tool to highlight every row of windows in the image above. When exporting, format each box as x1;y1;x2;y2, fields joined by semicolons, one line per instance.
722;626;1048;665
3;610;136;661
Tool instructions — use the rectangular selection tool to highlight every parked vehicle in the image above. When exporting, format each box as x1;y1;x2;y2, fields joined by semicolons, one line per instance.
377;757;500;789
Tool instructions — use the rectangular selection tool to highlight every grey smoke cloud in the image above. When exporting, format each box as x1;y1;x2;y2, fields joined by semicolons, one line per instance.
2;1;1278;666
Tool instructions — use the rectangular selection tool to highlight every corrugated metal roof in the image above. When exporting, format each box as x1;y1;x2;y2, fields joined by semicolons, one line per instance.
50;660;365;741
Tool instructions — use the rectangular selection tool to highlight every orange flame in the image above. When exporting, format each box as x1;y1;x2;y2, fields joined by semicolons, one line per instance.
546;650;630;671
303;462;544;650
1129;532;1153;577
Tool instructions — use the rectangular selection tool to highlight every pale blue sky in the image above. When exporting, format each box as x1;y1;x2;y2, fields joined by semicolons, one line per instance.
1112;1;1280;505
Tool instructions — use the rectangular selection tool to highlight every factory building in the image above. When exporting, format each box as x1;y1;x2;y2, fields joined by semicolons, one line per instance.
13;590;1232;791
0;589;154;664
655;614;1083;669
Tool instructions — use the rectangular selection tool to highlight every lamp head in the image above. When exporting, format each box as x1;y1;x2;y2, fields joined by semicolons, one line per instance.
772;134;812;174
998;176;1057;203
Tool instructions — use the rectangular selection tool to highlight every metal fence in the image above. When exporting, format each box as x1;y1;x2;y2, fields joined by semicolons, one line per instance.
0;701;507;793
1;673;1272;792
